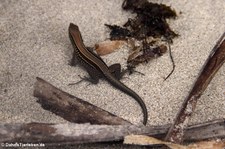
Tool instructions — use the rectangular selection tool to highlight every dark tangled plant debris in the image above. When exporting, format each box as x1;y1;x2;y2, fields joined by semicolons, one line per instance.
122;0;178;40
127;40;168;69
105;24;131;40
105;0;178;78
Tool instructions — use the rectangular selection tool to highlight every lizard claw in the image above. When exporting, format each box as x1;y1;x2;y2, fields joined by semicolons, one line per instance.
68;75;86;85
68;75;94;86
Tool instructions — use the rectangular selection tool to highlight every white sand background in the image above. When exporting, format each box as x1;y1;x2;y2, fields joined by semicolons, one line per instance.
0;0;225;129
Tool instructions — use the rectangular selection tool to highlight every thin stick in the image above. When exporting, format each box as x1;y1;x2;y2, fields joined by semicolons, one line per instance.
164;43;175;80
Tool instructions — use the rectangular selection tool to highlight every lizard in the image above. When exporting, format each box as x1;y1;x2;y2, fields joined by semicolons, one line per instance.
68;23;148;125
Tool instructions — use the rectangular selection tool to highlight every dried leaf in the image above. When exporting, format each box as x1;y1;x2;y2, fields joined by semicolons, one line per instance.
124;135;185;149
188;140;225;149
95;40;126;55
124;135;225;149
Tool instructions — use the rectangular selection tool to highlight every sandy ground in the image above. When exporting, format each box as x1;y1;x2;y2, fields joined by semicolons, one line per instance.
0;0;225;132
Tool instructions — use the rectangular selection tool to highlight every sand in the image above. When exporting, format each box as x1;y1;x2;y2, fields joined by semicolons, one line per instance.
0;0;224;130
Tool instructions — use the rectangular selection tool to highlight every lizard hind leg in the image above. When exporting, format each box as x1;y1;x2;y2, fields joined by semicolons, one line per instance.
108;63;122;80
109;63;139;80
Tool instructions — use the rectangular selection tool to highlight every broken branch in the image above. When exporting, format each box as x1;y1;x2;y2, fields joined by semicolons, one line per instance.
165;32;225;143
0;119;224;145
33;77;131;125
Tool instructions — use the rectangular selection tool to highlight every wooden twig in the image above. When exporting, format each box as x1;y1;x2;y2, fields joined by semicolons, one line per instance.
165;32;225;143
0;119;224;145
33;77;131;125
